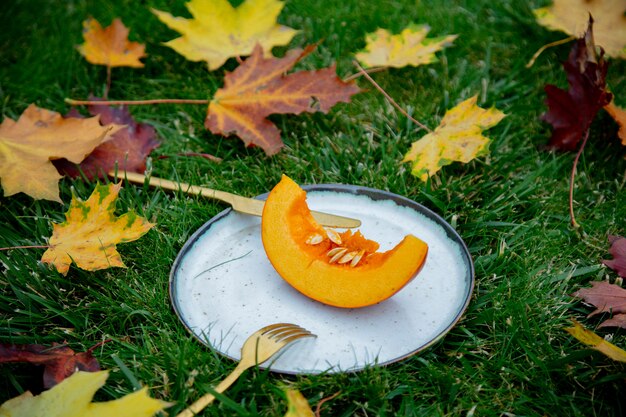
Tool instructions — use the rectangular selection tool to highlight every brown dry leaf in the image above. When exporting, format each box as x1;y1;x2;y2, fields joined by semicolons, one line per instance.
605;101;626;145
206;44;360;155
77;17;146;68
572;280;626;330
54;99;160;179
533;0;626;59
41;182;154;276
0;342;101;389
573;280;626;316
565;320;626;362
0;370;170;417
0;104;122;202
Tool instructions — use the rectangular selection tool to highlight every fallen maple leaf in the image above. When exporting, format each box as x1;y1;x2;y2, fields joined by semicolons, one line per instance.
0;342;101;389
0;370;170;417
573;280;626;316
0;104;122;202
565;319;626;362
602;235;626;277
605;101;626;145
542;17;612;151
355;23;457;68
572;280;626;329
534;0;626;59
77;17;146;68
402;95;505;181
206;44;360;155
54;99;160;179
41;182;154;276
284;389;315;417
152;0;298;71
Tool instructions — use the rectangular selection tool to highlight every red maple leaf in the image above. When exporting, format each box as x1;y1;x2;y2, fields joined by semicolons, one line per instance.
542;16;612;151
0;342;103;388
572;281;626;330
54;98;160;179
602;235;626;278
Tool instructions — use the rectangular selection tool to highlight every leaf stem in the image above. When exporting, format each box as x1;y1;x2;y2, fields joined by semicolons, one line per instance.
526;36;576;68
315;391;341;417
352;60;432;132
0;245;50;251
569;129;590;229
104;65;112;99
343;65;389;81
65;98;209;106
157;152;223;163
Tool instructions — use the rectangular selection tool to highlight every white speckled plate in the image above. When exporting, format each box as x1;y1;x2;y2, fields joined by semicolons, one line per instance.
169;184;474;374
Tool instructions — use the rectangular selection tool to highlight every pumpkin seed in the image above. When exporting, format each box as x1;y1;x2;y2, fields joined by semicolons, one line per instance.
325;228;342;245
305;233;324;245
328;247;348;263
350;250;366;267
338;251;358;264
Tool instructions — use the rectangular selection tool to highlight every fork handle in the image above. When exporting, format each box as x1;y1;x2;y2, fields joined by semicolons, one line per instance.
109;170;240;206
176;362;250;417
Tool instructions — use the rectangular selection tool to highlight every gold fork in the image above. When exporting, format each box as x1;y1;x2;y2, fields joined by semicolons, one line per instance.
176;323;315;417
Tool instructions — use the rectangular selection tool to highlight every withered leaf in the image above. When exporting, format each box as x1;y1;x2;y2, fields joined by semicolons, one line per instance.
533;0;626;59
152;0;297;71
572;280;626;329
0;370;170;417
206;44;360;155
602;235;626;277
542;17;612;151
77;17;146;68
0;104;122;202
402;95;505;181
565;320;626;362
604;100;626;145
54;99;160;179
0;342;100;389
41;183;154;276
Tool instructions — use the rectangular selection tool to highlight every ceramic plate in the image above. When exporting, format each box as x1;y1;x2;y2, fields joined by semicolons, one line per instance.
170;184;474;374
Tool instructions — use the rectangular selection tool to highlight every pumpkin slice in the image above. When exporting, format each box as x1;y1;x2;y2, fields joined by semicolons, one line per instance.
261;175;428;308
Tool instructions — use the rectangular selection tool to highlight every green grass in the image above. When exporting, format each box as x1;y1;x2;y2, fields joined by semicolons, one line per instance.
1;0;626;415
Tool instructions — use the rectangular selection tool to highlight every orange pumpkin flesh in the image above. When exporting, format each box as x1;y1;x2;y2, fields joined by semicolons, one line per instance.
261;175;429;308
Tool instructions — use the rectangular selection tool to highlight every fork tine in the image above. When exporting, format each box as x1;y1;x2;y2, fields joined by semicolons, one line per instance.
261;323;305;337
258;323;293;333
278;332;316;345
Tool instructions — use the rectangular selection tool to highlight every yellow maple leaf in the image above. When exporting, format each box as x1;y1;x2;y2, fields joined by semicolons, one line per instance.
284;389;315;417
534;0;626;59
355;23;457;68
605;100;626;145
77;17;146;68
402;95;505;181
0;104;122;202
565;320;626;362
152;0;298;71
41;182;154;276
0;370;170;417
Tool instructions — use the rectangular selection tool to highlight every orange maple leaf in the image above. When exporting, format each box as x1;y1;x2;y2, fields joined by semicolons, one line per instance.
0;104;122;202
41;182;155;276
77;17;146;68
205;45;360;155
605;101;626;145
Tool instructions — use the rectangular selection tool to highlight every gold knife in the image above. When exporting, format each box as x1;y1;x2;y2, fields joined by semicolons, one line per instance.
109;171;361;228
